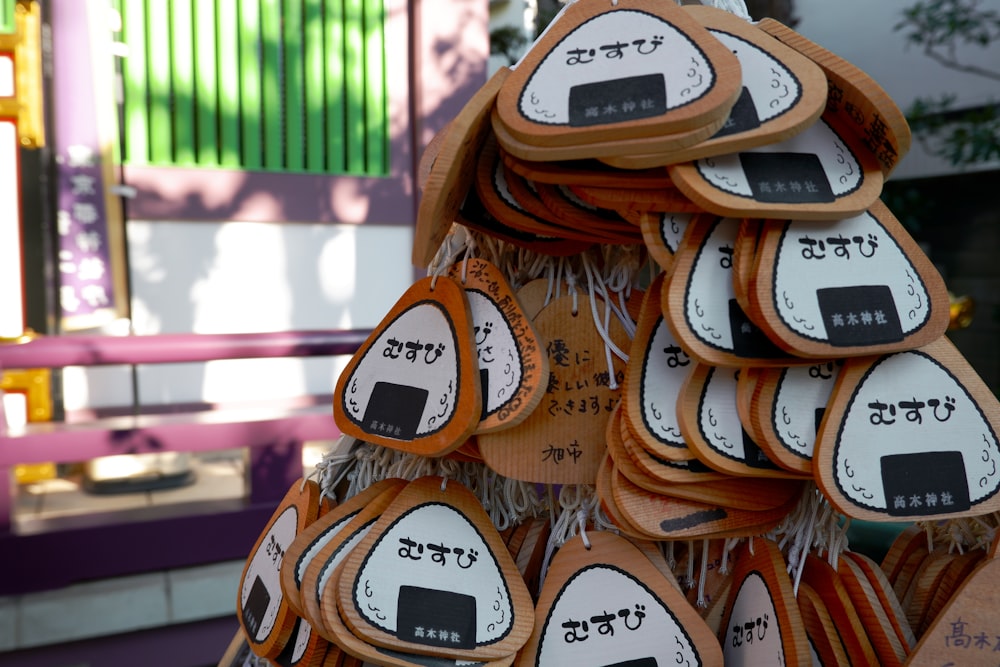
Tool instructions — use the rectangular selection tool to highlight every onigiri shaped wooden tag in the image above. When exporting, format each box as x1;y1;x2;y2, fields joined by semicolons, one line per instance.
638;211;694;271
447;258;548;434
269;616;328;667
609;463;800;539
719;538;810;666
748;199;951;358
477;293;629;484
905;537;1000;666
612;402;799;510
747;360;843;475
663;215;795;367
837;552;911;666
668;109;884;221
516;531;723;667
795;580;851;666
665;5;827;163
284;478;404;619
336;476;534;662
756;18;911;177
299;478;407;639
474;133;594;254
413;67;510;267
623;272;697;461
494;0;741;153
322;556;517;667
333;276;481;457
678;364;801;479
239;479;325;658
842;550;917;654
800;554;880;665
814;336;1000;522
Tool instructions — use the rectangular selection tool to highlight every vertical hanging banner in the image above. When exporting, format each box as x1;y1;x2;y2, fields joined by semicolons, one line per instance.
51;0;127;330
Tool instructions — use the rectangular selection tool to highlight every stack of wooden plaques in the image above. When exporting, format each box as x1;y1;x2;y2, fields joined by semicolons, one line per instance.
228;1;1000;665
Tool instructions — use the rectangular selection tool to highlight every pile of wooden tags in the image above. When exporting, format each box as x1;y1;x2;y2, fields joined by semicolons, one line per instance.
228;1;1000;665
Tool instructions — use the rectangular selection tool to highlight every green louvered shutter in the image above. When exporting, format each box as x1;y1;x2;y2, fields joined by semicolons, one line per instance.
119;0;388;176
0;0;14;34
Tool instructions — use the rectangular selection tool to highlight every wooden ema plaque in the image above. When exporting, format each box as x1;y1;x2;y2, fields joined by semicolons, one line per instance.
814;336;1000;522
663;215;797;368
494;0;741;155
623;272;696;461
668;108;885;222
757;18;911;177
620;4;828;166
333;276;481;457
238;480;324;659
748;199;950;358
500;150;673;189
677;363;805;479
610;402;803;511
413;67;509;267
517;531;723;667
800;554;880;665
637;211;694;272
746;360;843;475
446;258;548;434
299;479;407;640
336;477;533;662
478;293;629;484
322;559;516;667
284;481;397;621
607;458;802;540
795;580;851;666
719;538;810;666
473;133;595;254
905;537;1000;666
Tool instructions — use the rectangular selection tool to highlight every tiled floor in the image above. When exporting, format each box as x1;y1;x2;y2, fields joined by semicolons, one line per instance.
1;443;333;656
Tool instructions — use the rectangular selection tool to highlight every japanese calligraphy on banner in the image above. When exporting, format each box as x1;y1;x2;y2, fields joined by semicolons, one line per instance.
52;0;127;330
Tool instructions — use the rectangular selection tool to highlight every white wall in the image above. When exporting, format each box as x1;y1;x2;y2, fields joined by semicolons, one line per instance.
63;221;414;410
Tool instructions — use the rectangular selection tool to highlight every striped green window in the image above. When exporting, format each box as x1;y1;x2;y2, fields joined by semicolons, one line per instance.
119;0;388;175
0;0;14;34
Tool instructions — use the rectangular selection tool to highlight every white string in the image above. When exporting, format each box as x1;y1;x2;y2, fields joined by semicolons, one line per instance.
696;539;710;608
683;540;696;590
704;0;752;22
581;255;630;367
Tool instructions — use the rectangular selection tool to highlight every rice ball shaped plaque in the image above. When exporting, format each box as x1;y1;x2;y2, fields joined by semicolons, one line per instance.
815;337;1000;522
337;477;533;662
749;199;950;358
494;0;741;151
333;277;481;457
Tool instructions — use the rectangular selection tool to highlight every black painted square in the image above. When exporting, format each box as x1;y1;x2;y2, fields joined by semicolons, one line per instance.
396;585;477;649
814;407;826;434
480;367;490;417
362;382;428;440
739;152;835;203
729;299;784;358
742;429;780;469
568;74;666;127
242;575;270;639
603;659;659;667
816;285;903;346
881;451;971;516
714;87;760;137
